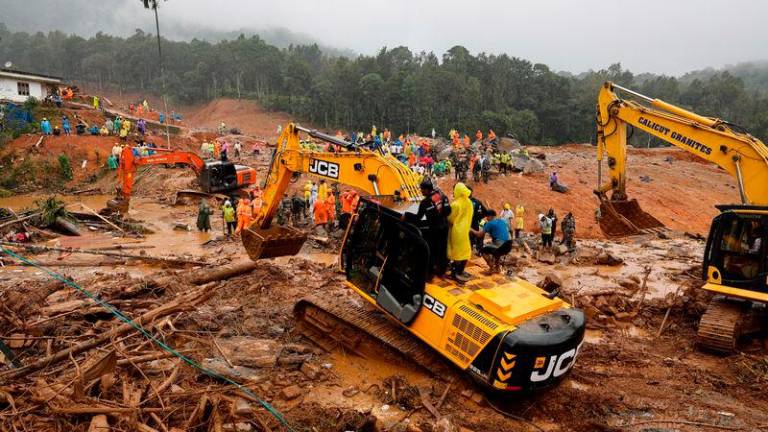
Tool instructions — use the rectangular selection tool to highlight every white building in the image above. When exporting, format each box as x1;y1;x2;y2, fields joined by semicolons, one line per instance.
0;68;62;103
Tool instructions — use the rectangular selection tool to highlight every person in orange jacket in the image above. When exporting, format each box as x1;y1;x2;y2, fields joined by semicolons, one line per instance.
476;130;483;142
325;193;336;231
464;134;471;147
235;198;252;235
339;190;358;229
488;129;497;143
250;186;263;216
313;198;328;230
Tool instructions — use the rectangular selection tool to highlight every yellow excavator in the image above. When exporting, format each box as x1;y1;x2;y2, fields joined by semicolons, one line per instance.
596;81;768;352
242;123;585;392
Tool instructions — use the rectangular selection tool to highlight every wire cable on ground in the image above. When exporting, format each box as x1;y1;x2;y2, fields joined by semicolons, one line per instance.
0;246;294;431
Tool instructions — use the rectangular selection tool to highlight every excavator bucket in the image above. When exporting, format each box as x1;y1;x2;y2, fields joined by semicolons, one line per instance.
241;224;308;260
598;199;665;237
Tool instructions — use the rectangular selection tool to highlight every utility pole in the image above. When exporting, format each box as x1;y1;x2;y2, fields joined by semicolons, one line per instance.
143;0;172;149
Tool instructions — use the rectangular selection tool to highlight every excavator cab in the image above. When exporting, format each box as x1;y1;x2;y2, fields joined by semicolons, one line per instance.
698;206;768;352
343;199;429;325
704;207;768;293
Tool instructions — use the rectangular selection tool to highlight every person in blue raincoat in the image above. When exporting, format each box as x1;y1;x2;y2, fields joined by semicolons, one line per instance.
62;116;71;135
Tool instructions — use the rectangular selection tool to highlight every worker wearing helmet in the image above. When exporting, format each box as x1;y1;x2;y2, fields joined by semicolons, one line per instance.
235;198;252;235
403;178;451;279
222;200;236;239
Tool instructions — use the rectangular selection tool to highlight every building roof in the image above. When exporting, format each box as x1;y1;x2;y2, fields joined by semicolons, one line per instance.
0;68;62;84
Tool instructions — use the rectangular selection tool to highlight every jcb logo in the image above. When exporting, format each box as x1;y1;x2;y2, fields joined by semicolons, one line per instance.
309;159;339;179
529;341;584;383
423;294;446;318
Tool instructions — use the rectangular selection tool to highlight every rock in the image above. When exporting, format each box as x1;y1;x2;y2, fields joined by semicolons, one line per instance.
232;398;252;416
618;278;640;291
214;337;279;368
300;362;321;380
555;244;569;255
657;231;670;239
594;296;609;309
522;158;545;174
460;389;473;398
666;246;690;258
201;358;265;383
343;386;360;397
639;175;652;183
279;384;303;400
497;137;522;152
87;415;109;432
596;251;623;266
170;384;184;393
537;250;556;264
470;392;485;405
434;416;459;432
222;423;252;431
538;272;563;292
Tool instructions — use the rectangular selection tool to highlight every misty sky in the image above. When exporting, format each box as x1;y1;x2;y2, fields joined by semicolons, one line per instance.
3;0;767;75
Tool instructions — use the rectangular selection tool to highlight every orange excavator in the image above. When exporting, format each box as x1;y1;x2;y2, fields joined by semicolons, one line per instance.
107;146;257;213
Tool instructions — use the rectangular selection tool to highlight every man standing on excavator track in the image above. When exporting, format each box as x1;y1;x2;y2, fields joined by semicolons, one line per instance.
403;179;451;279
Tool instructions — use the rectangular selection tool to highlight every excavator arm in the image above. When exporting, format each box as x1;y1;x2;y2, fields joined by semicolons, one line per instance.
108;147;206;213
596;81;768;235
242;123;422;260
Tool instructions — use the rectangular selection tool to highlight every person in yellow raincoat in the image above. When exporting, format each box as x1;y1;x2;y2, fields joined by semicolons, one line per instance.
447;182;472;282
514;204;525;238
318;179;328;201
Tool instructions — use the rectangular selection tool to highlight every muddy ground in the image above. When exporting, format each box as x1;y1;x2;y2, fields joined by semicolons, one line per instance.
1;97;767;431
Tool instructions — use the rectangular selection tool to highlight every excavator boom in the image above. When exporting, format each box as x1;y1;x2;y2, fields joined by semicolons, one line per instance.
241;123;421;260
596;81;768;235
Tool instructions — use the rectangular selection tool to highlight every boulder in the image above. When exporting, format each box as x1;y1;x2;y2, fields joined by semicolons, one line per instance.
596;251;624;266
497;137;522;152
279;385;303;401
539;272;563;292
214;337;279;368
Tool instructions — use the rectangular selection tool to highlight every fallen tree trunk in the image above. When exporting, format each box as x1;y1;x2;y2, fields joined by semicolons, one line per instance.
0;242;209;266
0;212;42;229
0;283;219;380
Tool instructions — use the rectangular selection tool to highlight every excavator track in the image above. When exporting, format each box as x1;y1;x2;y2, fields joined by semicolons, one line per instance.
293;295;454;377
696;298;744;353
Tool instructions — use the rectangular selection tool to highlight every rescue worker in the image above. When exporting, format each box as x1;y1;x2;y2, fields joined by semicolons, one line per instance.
500;203;514;237
339;190;358;230
313;194;329;231
514;204;525;239
325;192;336;231
488;129;497;145
448;182;472;282
106;154;118;170
562;212;576;251
291;193;306;226
403;179;451;278
62;116;71;135
222;200;236;239
250;186;264;216
547;208;558;240
318;179;328;201
467;186;486;254
471;209;512;274
40;118;52;135
113;116;122;135
235;198;252;235
197;199;212;232
277;193;292;226
475;130;483;143
92;96;99;110
303;181;312;217
539;213;553;249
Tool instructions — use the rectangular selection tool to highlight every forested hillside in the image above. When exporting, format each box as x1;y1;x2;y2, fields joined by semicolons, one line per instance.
2;23;767;144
